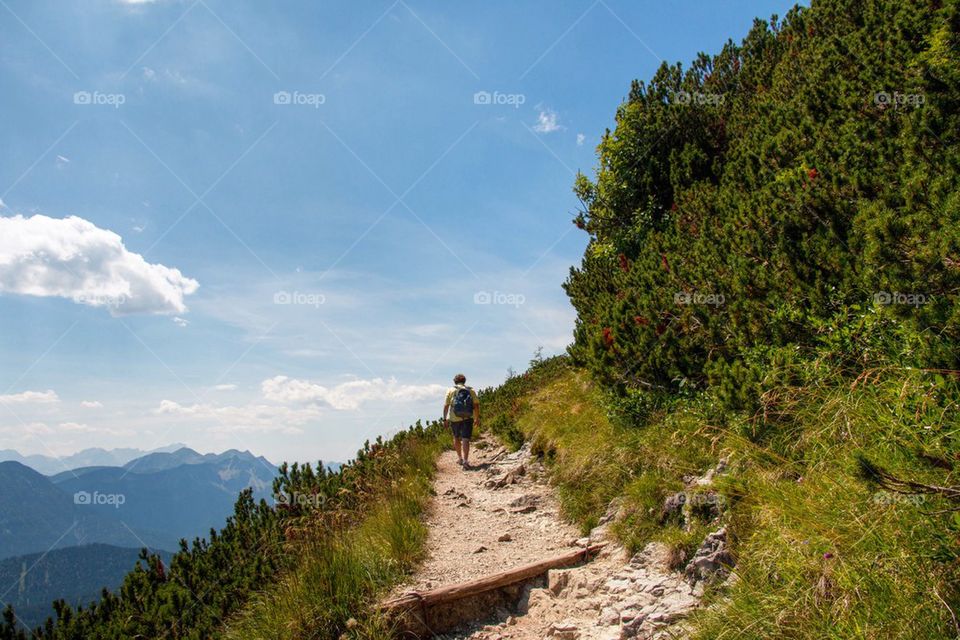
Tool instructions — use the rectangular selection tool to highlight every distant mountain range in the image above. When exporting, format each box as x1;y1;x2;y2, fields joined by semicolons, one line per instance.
0;461;173;560
0;445;285;630
0;544;173;631
0;447;280;561
52;449;278;547
0;444;187;476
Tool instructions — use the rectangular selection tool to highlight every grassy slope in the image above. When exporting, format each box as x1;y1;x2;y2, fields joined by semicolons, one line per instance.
483;357;959;639
223;353;957;639
222;427;448;640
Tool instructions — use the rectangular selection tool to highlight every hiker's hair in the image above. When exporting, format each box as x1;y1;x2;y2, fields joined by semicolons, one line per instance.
454;373;466;384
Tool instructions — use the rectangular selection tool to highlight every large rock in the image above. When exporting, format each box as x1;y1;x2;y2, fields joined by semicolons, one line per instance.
599;606;620;626
548;621;580;639
548;569;571;595
684;527;734;586
598;497;625;526
486;464;525;489
659;492;686;524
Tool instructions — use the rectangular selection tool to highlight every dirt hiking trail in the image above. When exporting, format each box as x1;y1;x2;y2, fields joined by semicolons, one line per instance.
389;435;718;639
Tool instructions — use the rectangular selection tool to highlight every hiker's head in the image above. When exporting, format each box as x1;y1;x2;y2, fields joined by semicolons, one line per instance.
453;373;466;385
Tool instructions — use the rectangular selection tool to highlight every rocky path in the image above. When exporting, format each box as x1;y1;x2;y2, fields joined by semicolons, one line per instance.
392;436;581;592
392;436;727;639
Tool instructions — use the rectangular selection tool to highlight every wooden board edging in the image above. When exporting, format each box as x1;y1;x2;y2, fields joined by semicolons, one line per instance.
382;543;606;612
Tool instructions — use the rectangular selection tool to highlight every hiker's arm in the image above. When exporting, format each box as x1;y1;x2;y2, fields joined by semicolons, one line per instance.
473;392;480;425
443;401;449;427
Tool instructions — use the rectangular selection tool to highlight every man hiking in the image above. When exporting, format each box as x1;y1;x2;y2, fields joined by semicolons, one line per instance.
443;373;480;468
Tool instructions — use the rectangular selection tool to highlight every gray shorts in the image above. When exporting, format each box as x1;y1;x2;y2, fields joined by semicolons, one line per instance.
451;419;474;440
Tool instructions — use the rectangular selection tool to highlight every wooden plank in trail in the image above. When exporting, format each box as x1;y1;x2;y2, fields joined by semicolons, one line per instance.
381;544;605;636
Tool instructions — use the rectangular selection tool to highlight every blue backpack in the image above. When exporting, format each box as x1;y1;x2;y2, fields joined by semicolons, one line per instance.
452;386;474;418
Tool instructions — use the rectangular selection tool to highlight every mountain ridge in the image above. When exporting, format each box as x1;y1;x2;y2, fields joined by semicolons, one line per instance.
0;444;187;476
0;461;173;559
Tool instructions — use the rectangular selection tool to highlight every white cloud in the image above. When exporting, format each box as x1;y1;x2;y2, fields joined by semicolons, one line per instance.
80;400;103;408
0;390;59;404
26;422;54;435
207;422;303;435
407;323;451;338
262;376;446;410
173;316;189;327
0;422;55;436
154;399;311;434
151;375;445;437
58;421;132;436
576;133;586;146
213;384;237;392
55;155;70;169
0;214;199;315
282;348;330;358
533;109;563;134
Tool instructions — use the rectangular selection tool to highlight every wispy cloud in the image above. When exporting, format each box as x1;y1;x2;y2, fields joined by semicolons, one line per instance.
0;422;54;436
533;108;563;134
80;400;103;408
0;390;60;405
261;376;446;411
154;399;314;434
59;421;133;436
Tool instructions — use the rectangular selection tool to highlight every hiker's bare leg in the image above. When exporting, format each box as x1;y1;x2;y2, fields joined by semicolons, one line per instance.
462;439;470;466
453;437;463;461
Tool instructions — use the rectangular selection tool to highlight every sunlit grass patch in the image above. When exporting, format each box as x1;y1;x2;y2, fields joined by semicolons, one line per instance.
222;430;445;640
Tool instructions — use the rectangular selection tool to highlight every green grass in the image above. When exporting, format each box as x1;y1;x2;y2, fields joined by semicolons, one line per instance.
688;367;960;639
224;356;959;639
486;358;717;548
221;430;446;640
482;357;960;639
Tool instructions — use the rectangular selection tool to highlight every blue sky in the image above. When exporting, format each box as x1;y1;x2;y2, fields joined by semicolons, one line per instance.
0;0;798;465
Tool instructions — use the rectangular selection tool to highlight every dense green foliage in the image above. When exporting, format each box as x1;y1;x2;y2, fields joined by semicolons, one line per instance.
565;0;960;408
0;421;445;640
556;0;960;636
0;545;173;631
480;354;571;451
223;421;446;639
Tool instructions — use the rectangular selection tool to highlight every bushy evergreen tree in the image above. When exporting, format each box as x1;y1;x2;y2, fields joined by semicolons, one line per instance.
565;0;960;410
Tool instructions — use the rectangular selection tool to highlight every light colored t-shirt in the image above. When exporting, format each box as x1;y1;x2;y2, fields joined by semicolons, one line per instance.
444;385;478;422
